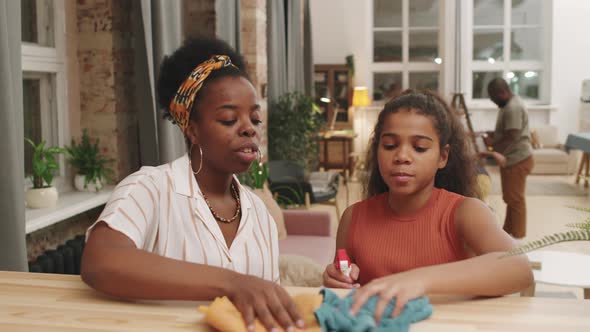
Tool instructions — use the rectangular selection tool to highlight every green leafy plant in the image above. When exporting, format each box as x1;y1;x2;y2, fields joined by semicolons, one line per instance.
25;138;65;189
268;92;325;171
65;129;114;190
505;205;590;256
237;161;269;189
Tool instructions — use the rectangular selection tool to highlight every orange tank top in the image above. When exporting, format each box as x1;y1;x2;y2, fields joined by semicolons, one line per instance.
348;188;467;285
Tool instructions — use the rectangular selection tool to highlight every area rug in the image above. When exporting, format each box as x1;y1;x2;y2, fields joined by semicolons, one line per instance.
491;178;589;196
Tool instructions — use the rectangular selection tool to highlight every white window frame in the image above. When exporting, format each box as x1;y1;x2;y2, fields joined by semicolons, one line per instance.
461;0;552;106
21;0;69;187
369;0;452;100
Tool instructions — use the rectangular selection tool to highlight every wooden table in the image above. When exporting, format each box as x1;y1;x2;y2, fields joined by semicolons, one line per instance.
1;271;590;331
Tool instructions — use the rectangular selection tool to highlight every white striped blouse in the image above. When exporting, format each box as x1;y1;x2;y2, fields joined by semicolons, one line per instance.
86;154;280;283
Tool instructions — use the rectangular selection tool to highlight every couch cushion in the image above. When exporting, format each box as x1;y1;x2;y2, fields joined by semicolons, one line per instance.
279;235;335;266
279;254;324;287
533;126;559;148
251;186;287;240
532;148;570;164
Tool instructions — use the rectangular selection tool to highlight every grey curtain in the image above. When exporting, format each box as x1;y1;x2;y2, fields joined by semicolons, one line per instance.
267;0;313;102
0;0;28;271
302;0;313;97
138;0;185;165
267;0;288;103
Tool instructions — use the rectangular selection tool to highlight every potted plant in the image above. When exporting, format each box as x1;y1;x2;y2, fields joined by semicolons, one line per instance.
268;92;325;171
25;138;65;208
65;129;114;192
506;205;590;256
237;161;302;208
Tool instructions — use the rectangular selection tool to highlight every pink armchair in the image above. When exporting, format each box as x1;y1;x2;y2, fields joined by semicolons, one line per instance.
278;209;335;266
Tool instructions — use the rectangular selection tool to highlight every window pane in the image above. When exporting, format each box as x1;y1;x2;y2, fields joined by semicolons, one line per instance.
314;71;329;120
512;0;541;25
374;31;402;62
511;27;542;60
334;70;350;122
21;0;54;46
373;72;402;101
506;70;541;99
409;0;439;27
374;0;402;28
409;72;439;91
409;31;439;62
473;29;503;61
472;71;503;99
474;0;504;26
23;79;42;176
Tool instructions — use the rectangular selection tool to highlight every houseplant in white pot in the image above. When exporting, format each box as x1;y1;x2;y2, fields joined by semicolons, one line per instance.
25;138;65;209
65;129;114;192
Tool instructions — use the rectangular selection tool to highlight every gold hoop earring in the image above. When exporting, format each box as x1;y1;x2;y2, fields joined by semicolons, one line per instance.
189;144;203;175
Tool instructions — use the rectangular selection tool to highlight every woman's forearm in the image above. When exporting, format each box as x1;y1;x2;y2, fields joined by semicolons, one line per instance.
419;253;533;296
81;246;240;301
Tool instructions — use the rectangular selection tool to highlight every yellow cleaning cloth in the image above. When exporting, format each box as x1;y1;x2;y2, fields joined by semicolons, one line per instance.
198;293;323;332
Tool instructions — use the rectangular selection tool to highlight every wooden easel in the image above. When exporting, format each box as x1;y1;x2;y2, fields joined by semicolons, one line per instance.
450;93;479;153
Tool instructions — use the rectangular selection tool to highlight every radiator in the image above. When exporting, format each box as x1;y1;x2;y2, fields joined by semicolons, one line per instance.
28;234;85;275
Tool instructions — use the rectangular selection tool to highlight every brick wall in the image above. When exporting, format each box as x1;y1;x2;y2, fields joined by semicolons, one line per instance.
182;0;216;38
240;0;268;159
77;0;140;181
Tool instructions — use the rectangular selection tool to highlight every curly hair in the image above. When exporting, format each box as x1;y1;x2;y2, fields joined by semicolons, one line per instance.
364;90;479;199
156;37;248;123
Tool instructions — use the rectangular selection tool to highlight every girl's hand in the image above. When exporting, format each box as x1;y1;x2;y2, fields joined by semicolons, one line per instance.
228;274;304;332
350;270;428;323
322;263;360;289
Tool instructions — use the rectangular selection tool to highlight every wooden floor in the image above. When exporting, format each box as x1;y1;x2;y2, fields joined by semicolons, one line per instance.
308;166;590;300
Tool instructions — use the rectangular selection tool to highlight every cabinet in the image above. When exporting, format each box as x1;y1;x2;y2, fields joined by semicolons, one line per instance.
314;64;352;129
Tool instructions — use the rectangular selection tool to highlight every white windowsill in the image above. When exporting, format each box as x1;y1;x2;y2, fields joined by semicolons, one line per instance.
25;187;114;234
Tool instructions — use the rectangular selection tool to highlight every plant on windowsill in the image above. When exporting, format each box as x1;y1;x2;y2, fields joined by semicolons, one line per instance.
65;129;114;192
25;138;65;209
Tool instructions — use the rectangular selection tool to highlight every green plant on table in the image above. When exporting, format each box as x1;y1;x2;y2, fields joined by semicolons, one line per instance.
505;205;590;256
65;129;114;190
237;161;269;190
25;138;65;189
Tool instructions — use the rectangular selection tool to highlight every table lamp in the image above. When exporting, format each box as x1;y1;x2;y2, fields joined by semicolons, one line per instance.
352;86;370;107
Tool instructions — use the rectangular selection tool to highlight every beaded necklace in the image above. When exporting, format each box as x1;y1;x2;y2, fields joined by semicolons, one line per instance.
202;182;241;223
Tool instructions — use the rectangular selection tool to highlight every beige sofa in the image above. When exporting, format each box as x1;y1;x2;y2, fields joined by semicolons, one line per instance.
530;126;577;175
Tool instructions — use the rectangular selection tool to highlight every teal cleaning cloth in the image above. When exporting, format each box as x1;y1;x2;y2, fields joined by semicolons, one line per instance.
314;288;433;332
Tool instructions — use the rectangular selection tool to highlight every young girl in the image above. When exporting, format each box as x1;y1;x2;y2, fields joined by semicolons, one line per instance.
323;90;533;321
81;37;303;332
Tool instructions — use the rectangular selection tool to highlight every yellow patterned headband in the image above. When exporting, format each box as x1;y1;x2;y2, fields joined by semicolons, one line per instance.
169;54;237;134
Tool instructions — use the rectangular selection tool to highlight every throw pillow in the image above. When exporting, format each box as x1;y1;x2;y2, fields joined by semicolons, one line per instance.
530;129;542;149
279;254;324;287
251;186;287;240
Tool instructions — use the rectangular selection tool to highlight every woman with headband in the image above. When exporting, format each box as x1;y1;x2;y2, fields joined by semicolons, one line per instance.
81;37;304;332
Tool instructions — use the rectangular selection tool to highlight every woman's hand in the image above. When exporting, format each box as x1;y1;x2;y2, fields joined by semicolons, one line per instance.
350;270;428;323
322;263;360;289
227;274;304;332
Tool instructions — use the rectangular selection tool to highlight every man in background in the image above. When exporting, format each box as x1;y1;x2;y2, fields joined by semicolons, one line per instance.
484;78;534;239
